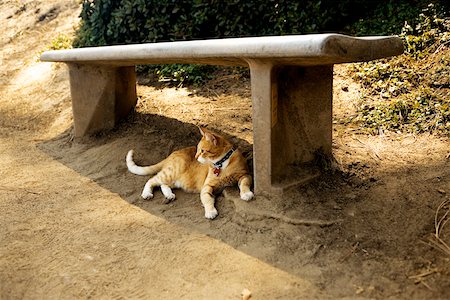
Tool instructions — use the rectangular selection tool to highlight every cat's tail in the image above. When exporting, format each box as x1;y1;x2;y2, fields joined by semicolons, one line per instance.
126;150;164;176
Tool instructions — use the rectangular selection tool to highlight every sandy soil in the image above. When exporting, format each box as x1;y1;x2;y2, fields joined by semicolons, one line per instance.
1;1;449;299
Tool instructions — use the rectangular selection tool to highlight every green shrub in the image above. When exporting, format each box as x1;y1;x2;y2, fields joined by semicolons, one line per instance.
74;0;355;47
401;4;450;57
73;0;427;84
73;0;450;91
350;1;425;36
348;4;450;136
137;64;216;85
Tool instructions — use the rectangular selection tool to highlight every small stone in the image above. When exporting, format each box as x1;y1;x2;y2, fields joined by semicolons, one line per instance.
241;288;252;300
345;193;357;200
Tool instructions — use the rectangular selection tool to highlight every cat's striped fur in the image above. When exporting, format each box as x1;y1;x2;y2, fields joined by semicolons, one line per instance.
126;127;253;219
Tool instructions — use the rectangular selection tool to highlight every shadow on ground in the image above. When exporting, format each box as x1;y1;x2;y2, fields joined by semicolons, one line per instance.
38;111;450;299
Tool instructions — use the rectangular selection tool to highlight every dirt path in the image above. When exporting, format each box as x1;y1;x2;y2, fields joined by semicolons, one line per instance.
1;1;449;299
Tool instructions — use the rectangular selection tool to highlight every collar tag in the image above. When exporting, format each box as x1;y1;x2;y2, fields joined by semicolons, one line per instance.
213;167;221;176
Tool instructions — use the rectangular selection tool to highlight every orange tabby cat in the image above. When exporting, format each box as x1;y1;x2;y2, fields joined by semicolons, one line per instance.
126;127;254;219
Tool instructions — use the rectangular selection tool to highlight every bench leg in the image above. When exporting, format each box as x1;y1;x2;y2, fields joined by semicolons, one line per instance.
68;64;137;137
249;61;333;196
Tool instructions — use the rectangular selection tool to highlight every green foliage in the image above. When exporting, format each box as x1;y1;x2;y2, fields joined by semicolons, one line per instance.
137;64;216;85
37;33;73;61
74;0;363;47
353;89;450;135
351;1;425;36
348;4;450;136
72;1;450;135
72;0;410;84
401;4;450;57
48;34;73;50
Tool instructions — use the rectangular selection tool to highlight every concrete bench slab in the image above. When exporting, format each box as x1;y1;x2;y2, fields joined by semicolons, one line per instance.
40;34;403;196
41;34;402;66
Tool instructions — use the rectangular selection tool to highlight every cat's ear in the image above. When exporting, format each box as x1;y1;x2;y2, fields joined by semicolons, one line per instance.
198;126;206;136
198;126;218;145
205;132;218;145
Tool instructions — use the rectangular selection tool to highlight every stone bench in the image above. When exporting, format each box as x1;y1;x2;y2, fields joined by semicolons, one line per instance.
40;34;403;196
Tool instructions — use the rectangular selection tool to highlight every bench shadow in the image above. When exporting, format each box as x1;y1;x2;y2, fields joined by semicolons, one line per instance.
37;111;450;297
37;111;336;275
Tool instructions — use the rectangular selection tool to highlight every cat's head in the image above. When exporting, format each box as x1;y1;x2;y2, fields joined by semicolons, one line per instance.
195;127;232;164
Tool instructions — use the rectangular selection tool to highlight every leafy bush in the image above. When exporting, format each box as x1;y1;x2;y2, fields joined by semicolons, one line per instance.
74;0;440;84
137;64;216;85
401;5;450;57
348;4;450;136
74;0;356;47
350;1;425;36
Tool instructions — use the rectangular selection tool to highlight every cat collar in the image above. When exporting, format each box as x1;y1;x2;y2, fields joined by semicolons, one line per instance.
213;148;235;176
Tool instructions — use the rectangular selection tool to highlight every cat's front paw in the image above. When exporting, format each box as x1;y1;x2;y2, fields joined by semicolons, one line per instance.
204;208;218;219
240;191;254;201
141;190;154;200
162;192;176;204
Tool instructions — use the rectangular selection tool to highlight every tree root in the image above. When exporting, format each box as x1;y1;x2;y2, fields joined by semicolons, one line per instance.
237;209;341;227
227;192;341;227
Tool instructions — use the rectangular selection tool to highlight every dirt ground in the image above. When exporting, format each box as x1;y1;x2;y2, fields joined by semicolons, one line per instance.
1;1;449;299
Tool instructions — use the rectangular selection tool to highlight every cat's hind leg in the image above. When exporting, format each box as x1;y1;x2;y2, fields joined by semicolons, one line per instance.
160;184;176;204
238;174;254;201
